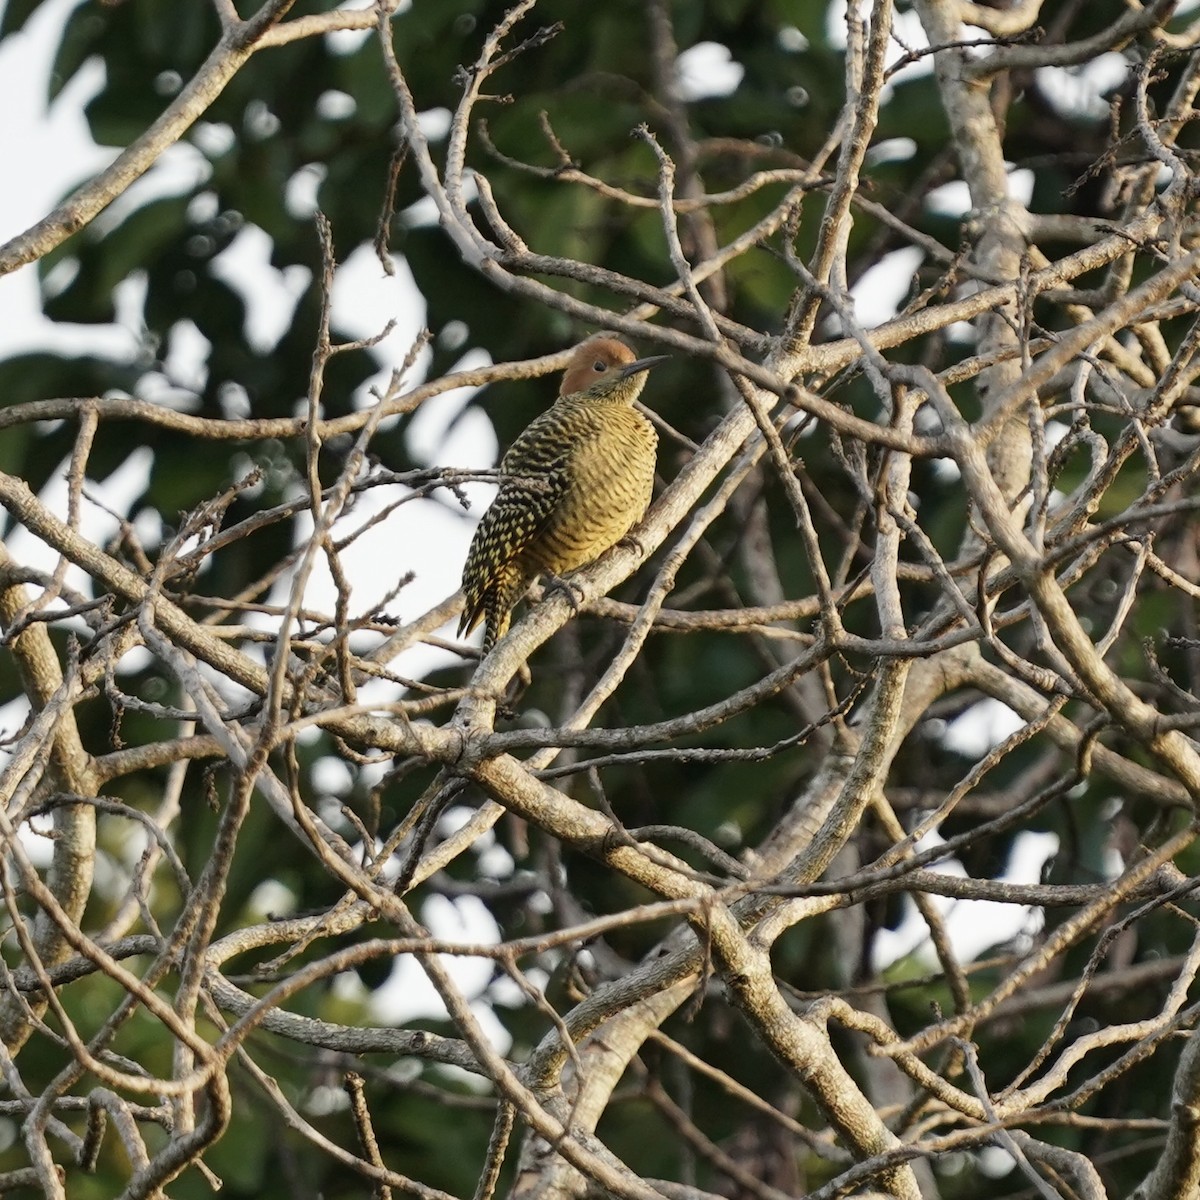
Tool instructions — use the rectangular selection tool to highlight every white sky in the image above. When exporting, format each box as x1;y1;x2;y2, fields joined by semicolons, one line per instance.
0;0;479;685
0;0;498;1027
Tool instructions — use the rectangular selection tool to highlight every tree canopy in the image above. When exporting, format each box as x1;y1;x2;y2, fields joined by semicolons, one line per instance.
1;0;1200;1198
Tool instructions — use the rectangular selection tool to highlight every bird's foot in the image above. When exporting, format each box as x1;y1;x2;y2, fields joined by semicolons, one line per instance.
542;572;586;614
617;532;645;556
495;662;532;719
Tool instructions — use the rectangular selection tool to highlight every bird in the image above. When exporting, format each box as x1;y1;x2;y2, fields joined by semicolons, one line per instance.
458;335;668;654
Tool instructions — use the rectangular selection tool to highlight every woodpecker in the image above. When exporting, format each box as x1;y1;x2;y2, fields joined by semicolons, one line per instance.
458;335;667;653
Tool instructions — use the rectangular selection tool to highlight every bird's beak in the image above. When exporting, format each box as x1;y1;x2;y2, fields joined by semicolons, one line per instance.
620;354;670;379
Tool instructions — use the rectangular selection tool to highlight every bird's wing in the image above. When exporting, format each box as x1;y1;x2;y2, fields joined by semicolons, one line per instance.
491;406;585;544
457;413;577;635
482;457;572;559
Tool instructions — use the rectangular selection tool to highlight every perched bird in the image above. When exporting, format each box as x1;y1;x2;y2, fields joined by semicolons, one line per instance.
459;335;667;653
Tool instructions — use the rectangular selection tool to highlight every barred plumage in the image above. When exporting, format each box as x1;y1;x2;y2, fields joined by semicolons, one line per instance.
459;336;666;653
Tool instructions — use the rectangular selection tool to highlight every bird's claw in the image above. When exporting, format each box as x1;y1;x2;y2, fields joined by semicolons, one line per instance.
542;572;586;614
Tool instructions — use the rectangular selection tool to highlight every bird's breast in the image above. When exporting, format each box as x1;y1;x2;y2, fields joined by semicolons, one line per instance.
522;403;657;577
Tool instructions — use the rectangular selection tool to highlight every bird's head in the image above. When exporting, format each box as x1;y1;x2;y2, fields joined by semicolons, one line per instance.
561;335;669;404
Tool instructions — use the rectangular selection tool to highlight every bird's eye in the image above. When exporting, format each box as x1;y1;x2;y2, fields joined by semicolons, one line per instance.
593;360;606;372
